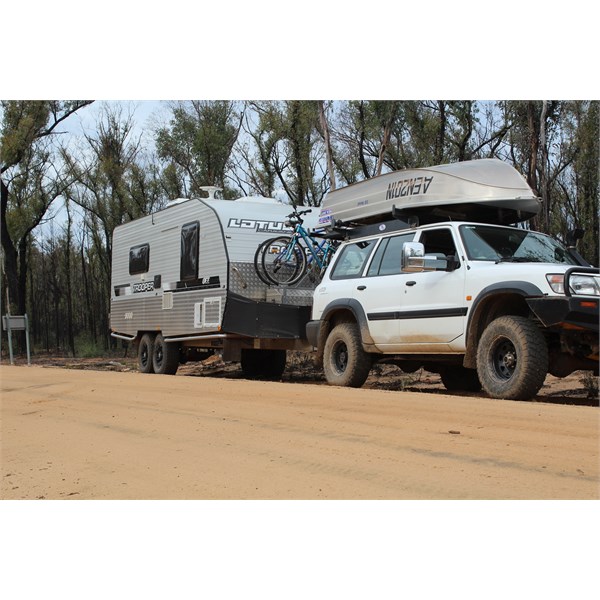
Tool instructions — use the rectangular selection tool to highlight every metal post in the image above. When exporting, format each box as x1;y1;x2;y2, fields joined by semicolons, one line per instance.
25;313;31;366
6;317;14;365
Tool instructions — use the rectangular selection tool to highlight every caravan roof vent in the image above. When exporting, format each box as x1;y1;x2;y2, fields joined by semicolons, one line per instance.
199;186;224;200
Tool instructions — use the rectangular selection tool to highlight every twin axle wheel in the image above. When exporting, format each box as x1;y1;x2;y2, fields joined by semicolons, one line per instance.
137;332;179;375
137;334;287;381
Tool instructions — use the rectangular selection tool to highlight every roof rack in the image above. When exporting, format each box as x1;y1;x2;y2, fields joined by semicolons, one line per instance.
326;212;418;240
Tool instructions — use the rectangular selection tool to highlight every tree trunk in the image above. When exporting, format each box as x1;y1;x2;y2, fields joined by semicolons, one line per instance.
0;179;20;314
539;100;550;233
436;101;446;164
65;206;76;356
318;101;336;191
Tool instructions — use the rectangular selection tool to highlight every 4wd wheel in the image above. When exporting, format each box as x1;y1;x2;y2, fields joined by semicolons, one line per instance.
440;366;482;392
152;333;180;375
241;349;286;380
323;322;372;387
138;333;155;373
477;316;548;400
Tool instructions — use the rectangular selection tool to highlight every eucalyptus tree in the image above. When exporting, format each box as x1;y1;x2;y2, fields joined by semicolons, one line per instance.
63;103;165;347
0;100;93;316
231;101;328;206
156;101;243;198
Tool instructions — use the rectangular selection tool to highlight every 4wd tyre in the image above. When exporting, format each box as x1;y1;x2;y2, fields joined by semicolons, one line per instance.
152;333;180;375
476;316;548;400
323;322;372;388
138;333;155;374
440;366;482;392
241;349;286;380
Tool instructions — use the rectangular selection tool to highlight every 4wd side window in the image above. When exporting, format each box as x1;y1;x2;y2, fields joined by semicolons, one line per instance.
180;221;200;281
367;232;415;276
330;240;377;279
417;228;460;268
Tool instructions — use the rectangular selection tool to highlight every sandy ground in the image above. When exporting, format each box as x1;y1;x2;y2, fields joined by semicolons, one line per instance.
1;364;598;499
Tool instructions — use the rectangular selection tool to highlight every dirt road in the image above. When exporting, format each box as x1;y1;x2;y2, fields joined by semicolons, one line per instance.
1;365;598;499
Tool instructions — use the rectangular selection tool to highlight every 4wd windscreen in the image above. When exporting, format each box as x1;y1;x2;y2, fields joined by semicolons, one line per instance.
459;225;578;264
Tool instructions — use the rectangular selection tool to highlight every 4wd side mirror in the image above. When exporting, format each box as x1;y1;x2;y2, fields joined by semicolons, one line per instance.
401;242;426;272
402;243;459;273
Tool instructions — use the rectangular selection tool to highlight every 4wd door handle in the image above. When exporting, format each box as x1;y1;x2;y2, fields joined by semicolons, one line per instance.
357;285;367;291
406;281;417;286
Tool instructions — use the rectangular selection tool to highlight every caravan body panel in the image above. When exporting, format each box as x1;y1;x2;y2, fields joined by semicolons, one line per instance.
110;197;320;340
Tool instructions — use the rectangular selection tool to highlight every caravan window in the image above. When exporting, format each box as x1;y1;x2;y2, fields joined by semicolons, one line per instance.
129;244;150;275
180;221;200;281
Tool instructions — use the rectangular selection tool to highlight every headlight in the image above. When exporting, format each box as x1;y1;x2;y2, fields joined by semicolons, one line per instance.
546;273;600;296
569;274;600;296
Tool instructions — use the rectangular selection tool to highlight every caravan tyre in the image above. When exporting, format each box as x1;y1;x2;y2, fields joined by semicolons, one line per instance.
152;333;180;375
241;349;286;380
138;333;155;374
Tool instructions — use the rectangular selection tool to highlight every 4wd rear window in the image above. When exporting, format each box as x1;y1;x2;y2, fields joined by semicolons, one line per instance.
330;240;377;279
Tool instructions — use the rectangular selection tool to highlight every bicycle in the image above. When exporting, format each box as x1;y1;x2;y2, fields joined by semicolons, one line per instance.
254;208;338;286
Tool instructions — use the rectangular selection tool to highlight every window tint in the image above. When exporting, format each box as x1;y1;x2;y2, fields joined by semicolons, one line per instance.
368;233;415;276
180;221;200;281
418;228;457;257
129;244;150;275
330;240;376;279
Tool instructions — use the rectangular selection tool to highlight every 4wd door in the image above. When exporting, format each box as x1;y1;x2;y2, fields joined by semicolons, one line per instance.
363;227;467;351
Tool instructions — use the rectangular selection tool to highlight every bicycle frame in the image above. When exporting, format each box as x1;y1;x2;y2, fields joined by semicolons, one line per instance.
294;226;331;270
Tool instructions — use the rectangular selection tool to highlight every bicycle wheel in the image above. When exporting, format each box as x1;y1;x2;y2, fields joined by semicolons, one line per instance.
260;236;306;285
254;237;277;285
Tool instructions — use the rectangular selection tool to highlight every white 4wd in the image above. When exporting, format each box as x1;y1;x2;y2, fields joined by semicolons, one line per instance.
306;221;599;400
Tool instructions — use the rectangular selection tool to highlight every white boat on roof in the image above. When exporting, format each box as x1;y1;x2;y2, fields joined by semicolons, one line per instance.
318;158;541;227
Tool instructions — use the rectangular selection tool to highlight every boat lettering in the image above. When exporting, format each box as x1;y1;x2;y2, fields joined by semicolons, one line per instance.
386;176;434;200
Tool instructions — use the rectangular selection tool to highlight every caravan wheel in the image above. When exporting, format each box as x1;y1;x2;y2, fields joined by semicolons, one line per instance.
152;333;180;375
241;349;286;380
138;333;155;374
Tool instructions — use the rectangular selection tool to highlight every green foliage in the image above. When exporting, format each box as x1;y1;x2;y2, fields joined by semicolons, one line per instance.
243;100;327;205
156;101;242;197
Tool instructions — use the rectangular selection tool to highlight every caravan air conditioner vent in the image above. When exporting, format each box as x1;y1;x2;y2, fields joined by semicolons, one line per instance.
203;297;222;328
162;292;174;310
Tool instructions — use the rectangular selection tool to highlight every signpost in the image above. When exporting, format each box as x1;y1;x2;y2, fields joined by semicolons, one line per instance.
2;314;31;365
